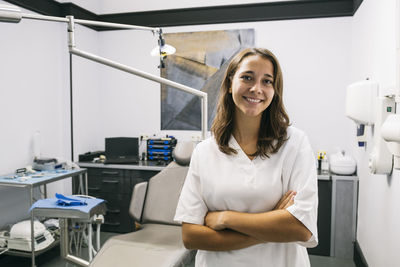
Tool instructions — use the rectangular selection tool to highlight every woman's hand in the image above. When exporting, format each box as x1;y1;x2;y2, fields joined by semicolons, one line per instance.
274;190;297;210
205;211;227;230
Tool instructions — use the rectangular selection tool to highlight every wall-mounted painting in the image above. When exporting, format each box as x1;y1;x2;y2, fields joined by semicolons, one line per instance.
161;29;255;130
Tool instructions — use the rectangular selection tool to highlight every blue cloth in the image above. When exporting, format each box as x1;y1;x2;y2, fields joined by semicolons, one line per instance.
55;193;87;206
29;195;105;214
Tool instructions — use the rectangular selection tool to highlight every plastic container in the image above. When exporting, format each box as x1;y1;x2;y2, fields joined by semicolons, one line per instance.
329;151;357;175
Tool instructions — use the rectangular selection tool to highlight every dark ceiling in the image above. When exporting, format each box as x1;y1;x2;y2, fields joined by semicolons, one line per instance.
4;0;363;30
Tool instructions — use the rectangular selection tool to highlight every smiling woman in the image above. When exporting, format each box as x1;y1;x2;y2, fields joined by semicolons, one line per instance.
230;55;275;118
212;48;288;158
174;47;319;267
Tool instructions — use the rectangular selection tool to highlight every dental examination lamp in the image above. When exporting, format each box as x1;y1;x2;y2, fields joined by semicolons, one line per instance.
151;29;176;68
0;4;208;141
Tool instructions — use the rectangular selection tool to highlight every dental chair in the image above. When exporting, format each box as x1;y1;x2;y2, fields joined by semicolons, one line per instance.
89;141;196;267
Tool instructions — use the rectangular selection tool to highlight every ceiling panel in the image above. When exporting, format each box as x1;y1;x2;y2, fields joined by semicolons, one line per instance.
54;0;299;14
5;0;360;29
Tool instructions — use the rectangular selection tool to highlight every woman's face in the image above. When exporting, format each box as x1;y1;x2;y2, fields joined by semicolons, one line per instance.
230;55;275;118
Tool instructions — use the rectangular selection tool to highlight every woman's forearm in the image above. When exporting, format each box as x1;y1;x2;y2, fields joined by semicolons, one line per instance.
221;210;312;243
182;223;263;251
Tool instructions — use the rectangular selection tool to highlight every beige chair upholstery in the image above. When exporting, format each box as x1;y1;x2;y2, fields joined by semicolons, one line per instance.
90;141;196;267
141;162;189;225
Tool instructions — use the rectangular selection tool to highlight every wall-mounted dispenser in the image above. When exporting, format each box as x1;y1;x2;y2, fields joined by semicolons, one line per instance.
345;80;395;174
369;96;395;174
381;114;400;169
345;80;378;147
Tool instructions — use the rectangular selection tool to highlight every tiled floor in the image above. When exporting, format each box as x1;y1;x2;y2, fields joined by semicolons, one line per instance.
0;232;356;267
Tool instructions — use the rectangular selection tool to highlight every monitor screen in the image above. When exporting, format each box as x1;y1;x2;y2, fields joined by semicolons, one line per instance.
105;137;139;158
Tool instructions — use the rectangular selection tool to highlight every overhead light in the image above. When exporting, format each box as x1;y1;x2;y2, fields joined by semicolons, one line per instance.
150;44;176;57
150;30;176;68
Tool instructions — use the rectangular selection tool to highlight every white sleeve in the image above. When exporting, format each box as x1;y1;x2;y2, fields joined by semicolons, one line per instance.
285;134;319;248
174;146;208;225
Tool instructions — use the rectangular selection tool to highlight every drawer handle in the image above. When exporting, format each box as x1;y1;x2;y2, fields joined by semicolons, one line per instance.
102;180;119;184
107;209;120;214
88;187;100;191
102;171;119;175
104;222;120;226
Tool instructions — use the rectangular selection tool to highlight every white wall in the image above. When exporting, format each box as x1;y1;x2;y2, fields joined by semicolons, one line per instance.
0;1;70;227
0;1;99;229
351;0;400;266
97;31;160;140
71;25;103;161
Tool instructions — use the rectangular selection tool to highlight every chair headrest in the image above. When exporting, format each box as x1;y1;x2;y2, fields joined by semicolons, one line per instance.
172;141;196;166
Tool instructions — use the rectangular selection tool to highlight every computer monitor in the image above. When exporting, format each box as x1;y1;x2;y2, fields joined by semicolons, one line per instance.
105;137;139;161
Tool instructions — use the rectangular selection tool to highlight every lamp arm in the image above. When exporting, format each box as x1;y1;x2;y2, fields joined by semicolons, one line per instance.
0;4;160;34
0;5;207;139
69;47;208;139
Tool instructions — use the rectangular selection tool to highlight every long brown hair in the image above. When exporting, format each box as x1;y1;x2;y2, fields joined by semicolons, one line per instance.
211;47;290;158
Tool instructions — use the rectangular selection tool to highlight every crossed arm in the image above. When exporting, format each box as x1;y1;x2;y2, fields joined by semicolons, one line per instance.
182;190;312;251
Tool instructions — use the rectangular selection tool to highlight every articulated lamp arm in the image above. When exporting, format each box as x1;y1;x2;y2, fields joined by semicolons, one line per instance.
66;16;208;139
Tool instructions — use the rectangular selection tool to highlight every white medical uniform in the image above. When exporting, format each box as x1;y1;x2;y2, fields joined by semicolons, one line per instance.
174;126;318;267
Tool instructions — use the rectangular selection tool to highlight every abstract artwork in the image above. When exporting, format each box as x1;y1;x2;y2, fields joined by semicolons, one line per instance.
161;29;255;130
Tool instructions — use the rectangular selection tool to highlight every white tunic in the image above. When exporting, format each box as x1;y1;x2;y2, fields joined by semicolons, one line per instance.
174;126;318;267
